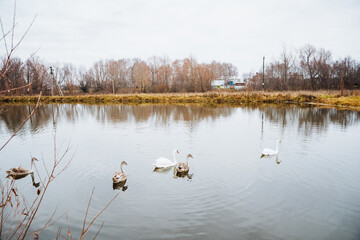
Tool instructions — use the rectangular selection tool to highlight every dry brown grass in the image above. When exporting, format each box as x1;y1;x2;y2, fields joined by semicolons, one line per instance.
1;90;360;109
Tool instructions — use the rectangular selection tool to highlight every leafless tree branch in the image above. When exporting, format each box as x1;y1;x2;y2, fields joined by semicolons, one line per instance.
0;91;42;152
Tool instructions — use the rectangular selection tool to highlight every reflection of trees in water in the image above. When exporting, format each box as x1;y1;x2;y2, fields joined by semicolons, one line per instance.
93;105;234;125
0;104;81;134
1;104;359;135
0;105;52;134
0;105;28;132
252;105;360;135
61;104;80;123
0;104;234;133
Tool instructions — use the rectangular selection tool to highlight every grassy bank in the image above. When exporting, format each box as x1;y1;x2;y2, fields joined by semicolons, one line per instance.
1;91;360;109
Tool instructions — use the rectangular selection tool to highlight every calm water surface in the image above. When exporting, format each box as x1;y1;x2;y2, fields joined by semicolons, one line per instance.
0;104;360;239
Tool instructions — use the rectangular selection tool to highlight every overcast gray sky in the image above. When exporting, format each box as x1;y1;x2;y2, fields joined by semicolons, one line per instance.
1;0;359;75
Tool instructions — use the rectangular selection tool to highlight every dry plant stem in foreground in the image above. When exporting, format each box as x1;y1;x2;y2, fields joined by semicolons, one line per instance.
0;1;36;81
0;91;42;152
0;134;74;240
1;135;118;239
54;188;119;240
0;83;32;94
78;188;119;240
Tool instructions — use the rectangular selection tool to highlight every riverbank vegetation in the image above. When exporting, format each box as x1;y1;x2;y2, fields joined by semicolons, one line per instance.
1;91;359;109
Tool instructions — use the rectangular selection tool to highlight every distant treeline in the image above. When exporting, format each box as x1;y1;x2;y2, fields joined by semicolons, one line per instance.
0;56;237;95
247;44;360;91
1;44;360;95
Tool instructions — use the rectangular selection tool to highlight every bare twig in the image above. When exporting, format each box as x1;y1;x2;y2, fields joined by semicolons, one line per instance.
18;134;75;239
66;215;73;240
92;222;104;240
80;190;120;239
41;153;50;179
28;208;66;236
0;17;10;55
12;14;37;54
82;188;95;235
55;226;62;240
0;91;42;151
0;20;15;43
0;82;32;94
11;0;16;50
0;0;37;83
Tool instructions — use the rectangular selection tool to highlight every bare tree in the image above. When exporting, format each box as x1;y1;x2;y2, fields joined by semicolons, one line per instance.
24;57;47;94
78;67;93;93
316;48;332;89
106;59;129;94
92;60;109;92
280;46;297;90
0;1;36;93
59;63;78;95
182;57;197;92
300;44;317;89
156;57;172;93
131;59;151;93
0;57;26;94
195;64;214;92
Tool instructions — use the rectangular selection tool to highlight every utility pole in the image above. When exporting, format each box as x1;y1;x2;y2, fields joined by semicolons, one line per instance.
50;67;54;96
262;56;265;90
50;66;64;96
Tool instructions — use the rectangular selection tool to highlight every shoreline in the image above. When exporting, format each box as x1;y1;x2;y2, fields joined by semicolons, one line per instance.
1;91;360;110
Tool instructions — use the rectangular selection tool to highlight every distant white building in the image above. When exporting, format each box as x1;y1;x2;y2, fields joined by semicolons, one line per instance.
211;77;246;89
211;79;226;89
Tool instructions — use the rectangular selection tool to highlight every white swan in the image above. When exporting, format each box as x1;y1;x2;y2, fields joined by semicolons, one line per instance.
153;149;180;168
261;139;281;157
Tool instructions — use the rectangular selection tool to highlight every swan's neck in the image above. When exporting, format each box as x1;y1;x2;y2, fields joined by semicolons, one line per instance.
120;164;125;174
275;141;279;153
30;161;34;172
172;151;177;164
186;156;190;167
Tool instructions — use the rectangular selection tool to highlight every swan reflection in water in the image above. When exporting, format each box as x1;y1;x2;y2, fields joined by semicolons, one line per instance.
173;165;194;181
153;165;175;173
174;170;194;180
112;181;128;191
6;172;40;188
260;154;282;165
153;165;194;180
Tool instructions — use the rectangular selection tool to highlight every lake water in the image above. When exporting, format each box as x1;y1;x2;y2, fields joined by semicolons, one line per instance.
0;104;360;239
